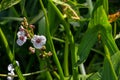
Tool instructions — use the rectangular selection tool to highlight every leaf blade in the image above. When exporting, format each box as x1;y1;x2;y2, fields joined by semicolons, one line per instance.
0;0;21;11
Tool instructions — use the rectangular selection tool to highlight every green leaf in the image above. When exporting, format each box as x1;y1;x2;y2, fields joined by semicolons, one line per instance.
77;0;118;64
48;2;58;36
77;0;106;64
0;0;21;12
102;45;118;80
38;17;46;35
111;51;120;75
78;0;120;79
102;55;117;80
101;32;119;55
88;48;120;80
103;0;108;14
77;27;98;64
87;72;102;80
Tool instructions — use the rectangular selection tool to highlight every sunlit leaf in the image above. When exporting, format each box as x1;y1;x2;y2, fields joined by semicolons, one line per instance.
0;0;21;11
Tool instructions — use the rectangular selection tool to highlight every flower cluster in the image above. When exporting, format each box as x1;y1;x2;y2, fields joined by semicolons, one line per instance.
16;26;27;46
7;61;19;80
16;17;46;50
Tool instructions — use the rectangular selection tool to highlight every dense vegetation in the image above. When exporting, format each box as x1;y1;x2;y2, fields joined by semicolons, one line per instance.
0;0;120;80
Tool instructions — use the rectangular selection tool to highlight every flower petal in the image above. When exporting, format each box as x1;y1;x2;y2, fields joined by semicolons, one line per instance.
8;64;14;72
17;36;27;46
31;35;46;49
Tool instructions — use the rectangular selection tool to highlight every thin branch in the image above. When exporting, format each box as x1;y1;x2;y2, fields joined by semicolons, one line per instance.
0;69;47;77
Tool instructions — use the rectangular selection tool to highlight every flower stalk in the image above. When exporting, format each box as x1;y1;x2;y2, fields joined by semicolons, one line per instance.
39;0;65;79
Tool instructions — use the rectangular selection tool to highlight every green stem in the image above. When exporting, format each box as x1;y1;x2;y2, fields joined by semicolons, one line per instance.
103;0;108;14
86;0;93;16
0;28;25;80
114;21;117;38
79;64;86;75
63;37;69;76
91;48;104;56
48;0;79;80
104;45;110;59
0;69;47;77
53;71;60;79
36;51;53;80
72;43;86;79
39;0;65;79
52;37;65;43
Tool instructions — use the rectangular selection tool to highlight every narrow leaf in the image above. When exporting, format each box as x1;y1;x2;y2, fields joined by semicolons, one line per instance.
111;51;120;75
0;0;21;11
77;27;98;64
102;55;117;80
101;32;119;55
77;0;106;64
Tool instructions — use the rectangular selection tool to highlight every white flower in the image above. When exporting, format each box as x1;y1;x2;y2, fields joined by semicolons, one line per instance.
16;26;27;46
7;71;15;80
17;35;27;46
8;61;19;72
31;35;46;49
7;61;19;80
17;30;26;37
8;64;14;72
